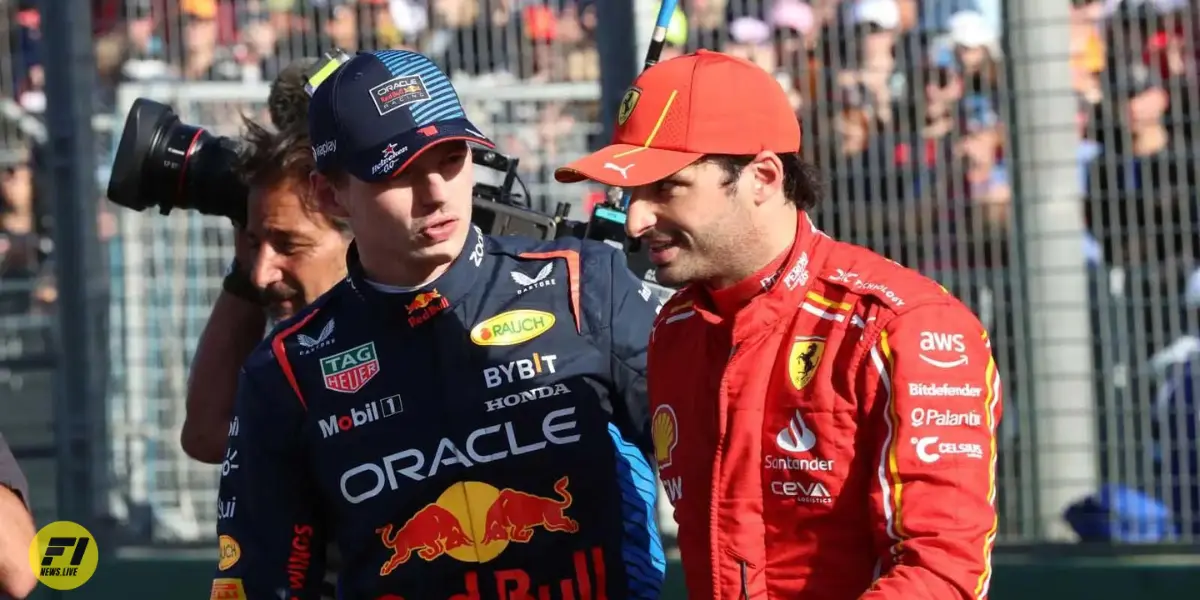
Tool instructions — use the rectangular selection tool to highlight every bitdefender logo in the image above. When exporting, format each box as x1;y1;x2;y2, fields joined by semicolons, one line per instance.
319;395;402;439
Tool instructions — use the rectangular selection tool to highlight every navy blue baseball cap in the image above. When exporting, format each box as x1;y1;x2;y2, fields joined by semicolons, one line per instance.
308;49;494;182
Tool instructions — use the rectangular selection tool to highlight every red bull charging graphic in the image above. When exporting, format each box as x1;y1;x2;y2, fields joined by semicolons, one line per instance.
376;477;578;571
373;477;608;599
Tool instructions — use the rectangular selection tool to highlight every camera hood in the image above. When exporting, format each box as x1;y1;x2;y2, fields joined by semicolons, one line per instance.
107;98;178;212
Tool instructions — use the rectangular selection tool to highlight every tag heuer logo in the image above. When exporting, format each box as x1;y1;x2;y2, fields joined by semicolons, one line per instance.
320;342;380;393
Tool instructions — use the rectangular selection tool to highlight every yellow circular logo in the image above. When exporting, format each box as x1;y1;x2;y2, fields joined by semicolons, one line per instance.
617;87;642;126
28;521;99;590
218;535;241;571
469;310;556;347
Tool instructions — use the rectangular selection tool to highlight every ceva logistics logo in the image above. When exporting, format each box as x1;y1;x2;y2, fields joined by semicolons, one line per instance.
470;310;556;346
28;520;99;590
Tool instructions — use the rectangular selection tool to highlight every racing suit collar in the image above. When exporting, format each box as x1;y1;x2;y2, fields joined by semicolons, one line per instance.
694;211;828;328
706;246;791;317
345;224;489;327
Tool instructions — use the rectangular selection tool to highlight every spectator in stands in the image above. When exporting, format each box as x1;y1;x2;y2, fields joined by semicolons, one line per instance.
687;0;734;52
181;60;351;464
234;12;282;82
0;149;47;316
1071;0;1107;104
11;4;43;114
427;0;520;79
0;433;35;599
920;38;964;140
947;10;1001;94
727;16;777;73
320;0;362;52
957;94;1009;228
177;0;242;81
839;0;902;125
769;0;815;76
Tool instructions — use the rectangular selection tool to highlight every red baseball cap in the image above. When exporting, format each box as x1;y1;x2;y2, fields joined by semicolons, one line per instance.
555;49;801;187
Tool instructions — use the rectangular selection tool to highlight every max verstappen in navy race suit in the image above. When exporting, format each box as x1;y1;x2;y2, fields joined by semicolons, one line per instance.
210;49;666;600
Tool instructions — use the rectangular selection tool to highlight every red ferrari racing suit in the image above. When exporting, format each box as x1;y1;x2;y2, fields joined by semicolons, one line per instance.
648;212;1002;600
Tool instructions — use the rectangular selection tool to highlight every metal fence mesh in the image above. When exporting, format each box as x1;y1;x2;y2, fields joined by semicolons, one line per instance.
1;0;1198;551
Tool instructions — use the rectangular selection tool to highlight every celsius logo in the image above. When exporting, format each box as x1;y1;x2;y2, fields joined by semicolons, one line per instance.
911;436;984;463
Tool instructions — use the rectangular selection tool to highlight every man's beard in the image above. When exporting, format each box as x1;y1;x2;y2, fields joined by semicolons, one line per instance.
261;281;301;320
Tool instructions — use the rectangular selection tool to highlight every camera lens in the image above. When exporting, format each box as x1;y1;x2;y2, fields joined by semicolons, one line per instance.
107;98;247;224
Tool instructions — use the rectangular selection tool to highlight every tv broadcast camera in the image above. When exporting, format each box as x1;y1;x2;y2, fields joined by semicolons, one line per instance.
103;50;673;302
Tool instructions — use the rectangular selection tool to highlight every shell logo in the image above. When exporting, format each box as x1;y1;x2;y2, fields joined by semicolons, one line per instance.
652;405;679;469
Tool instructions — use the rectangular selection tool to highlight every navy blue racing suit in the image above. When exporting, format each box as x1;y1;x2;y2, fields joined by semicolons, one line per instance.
211;225;666;600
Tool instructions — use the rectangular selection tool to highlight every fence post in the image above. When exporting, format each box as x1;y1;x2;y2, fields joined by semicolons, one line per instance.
1006;0;1098;540
39;0;109;533
595;0;639;145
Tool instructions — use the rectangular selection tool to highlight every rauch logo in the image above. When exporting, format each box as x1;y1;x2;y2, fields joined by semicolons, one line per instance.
320;342;381;393
470;310;556;347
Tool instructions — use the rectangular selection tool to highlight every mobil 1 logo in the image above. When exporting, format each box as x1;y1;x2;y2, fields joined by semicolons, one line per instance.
319;395;403;439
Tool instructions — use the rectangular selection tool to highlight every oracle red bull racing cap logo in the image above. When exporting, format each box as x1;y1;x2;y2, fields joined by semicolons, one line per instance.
376;477;579;575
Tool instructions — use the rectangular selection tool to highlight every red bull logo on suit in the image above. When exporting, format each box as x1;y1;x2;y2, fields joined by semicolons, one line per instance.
375;477;578;570
374;477;605;599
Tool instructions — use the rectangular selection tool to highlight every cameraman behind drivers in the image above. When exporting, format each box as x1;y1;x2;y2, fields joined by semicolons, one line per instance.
181;60;351;464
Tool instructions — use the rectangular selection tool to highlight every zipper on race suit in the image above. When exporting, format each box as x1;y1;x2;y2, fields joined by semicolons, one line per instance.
724;547;755;600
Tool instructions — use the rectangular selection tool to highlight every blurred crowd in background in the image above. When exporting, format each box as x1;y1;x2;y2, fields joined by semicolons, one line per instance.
2;0;1200;545
1;0;1196;301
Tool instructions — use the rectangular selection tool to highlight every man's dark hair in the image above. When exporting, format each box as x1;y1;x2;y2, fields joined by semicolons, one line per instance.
701;152;823;210
268;58;318;135
235;117;350;235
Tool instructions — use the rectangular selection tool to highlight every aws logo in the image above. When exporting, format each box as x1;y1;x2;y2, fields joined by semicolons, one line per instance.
470;310;556;346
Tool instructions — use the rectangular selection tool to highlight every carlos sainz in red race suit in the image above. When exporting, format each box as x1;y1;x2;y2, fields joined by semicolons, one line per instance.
555;50;1003;600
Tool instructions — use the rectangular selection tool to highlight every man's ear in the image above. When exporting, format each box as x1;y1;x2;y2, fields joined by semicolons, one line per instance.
311;171;349;218
749;151;784;206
